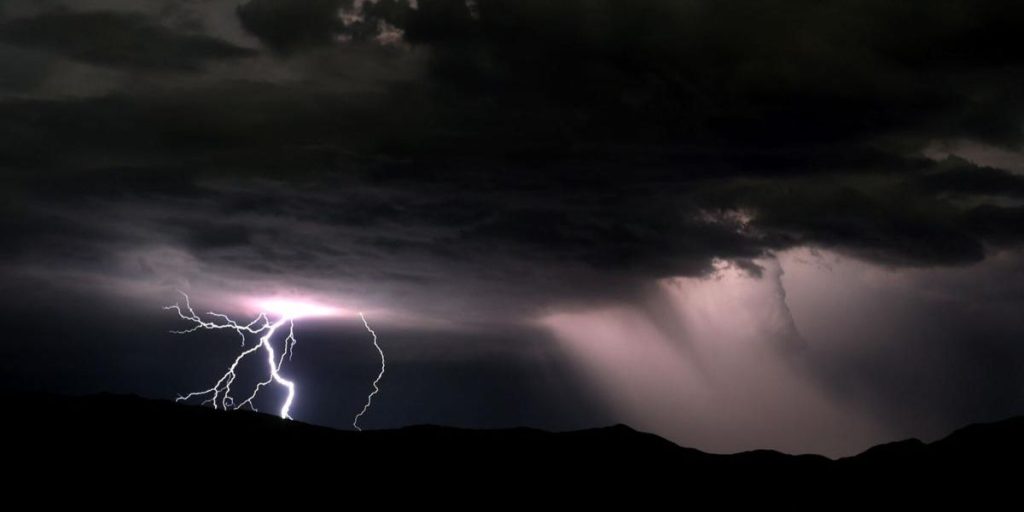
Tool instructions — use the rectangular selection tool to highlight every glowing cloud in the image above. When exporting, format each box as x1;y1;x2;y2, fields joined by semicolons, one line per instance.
252;298;344;319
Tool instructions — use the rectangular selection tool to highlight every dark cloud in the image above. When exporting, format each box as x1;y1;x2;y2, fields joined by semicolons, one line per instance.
3;1;1023;301
916;157;1024;198
0;3;1022;313
965;205;1024;245
237;0;419;51
0;10;254;70
236;0;348;51
0;43;51;93
369;0;1024;149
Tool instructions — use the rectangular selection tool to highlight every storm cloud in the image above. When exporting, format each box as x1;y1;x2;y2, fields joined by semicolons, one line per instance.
2;0;1023;453
0;10;254;70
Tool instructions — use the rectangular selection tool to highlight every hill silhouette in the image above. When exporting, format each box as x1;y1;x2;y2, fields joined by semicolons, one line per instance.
3;392;1021;504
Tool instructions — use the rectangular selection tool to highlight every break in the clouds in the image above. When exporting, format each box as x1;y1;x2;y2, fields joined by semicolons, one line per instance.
1;0;1023;455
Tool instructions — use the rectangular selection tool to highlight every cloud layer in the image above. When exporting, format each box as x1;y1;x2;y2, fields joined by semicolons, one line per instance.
1;0;1023;451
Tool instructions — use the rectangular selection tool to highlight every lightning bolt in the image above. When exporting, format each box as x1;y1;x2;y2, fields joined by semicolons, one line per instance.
165;292;388;429
353;312;385;431
164;292;298;419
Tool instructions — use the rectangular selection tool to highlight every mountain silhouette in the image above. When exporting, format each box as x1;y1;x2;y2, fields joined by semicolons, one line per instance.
4;392;1020;504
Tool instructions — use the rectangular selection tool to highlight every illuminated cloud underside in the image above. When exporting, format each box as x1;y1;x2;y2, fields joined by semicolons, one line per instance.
542;248;1024;456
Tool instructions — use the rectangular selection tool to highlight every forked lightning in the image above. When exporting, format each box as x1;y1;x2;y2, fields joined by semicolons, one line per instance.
165;292;386;427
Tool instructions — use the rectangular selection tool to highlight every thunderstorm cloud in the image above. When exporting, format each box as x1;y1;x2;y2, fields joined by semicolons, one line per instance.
2;0;1023;455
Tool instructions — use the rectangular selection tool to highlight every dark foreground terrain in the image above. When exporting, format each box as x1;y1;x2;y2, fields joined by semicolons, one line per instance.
3;393;1021;504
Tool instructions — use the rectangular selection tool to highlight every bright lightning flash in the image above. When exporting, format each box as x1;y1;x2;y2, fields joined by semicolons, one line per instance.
165;292;385;426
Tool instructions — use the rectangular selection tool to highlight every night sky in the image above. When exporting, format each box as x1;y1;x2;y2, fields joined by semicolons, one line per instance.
2;0;1023;457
